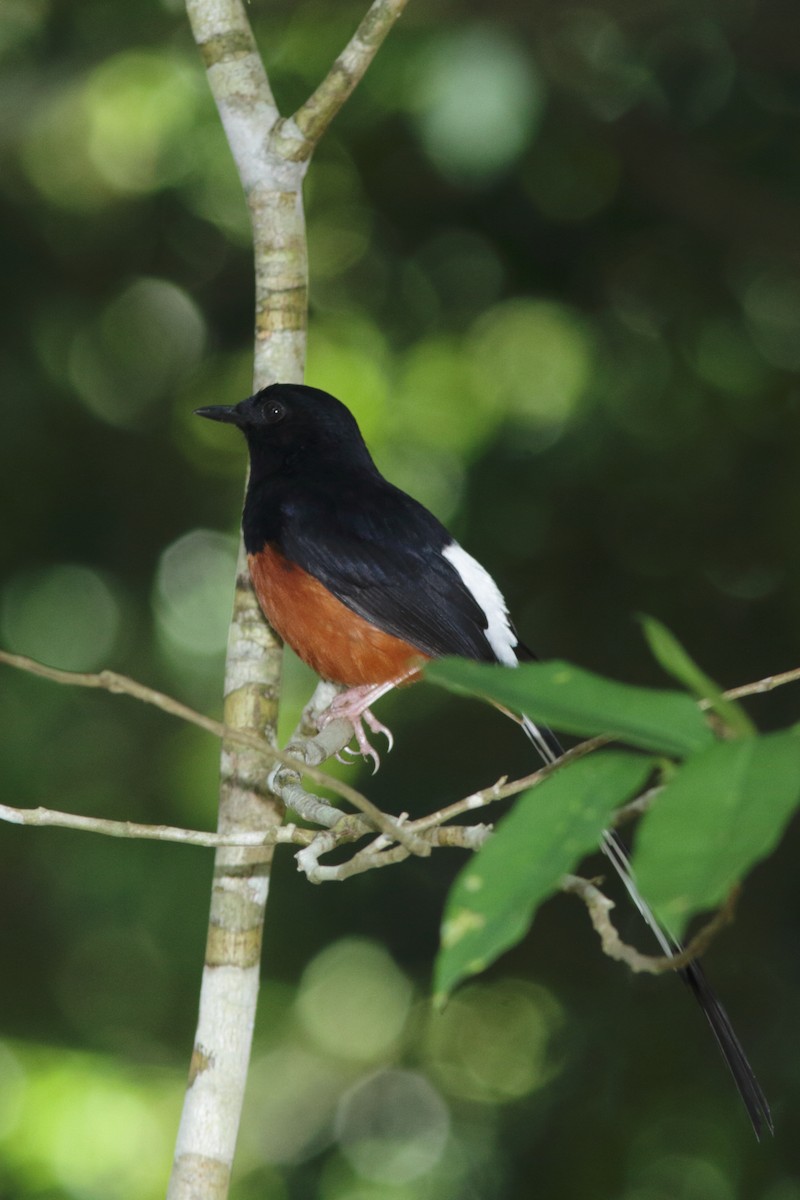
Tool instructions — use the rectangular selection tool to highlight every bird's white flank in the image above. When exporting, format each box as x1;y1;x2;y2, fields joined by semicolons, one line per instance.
442;542;519;665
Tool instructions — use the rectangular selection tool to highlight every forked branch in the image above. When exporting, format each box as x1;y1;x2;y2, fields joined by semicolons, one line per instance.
289;0;410;153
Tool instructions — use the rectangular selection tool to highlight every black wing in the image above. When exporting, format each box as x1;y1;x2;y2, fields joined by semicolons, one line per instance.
278;478;500;662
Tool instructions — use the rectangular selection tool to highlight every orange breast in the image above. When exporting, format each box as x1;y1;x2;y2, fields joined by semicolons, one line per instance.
247;544;428;687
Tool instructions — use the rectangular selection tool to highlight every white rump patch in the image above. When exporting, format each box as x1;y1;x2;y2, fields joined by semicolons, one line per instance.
443;542;518;665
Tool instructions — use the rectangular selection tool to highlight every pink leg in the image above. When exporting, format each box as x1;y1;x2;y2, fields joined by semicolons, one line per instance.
318;679;402;773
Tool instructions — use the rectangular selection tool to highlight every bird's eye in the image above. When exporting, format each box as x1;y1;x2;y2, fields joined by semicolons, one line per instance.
263;400;286;424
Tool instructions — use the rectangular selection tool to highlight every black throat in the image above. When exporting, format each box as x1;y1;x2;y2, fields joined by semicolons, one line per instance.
241;472;285;554
241;450;383;556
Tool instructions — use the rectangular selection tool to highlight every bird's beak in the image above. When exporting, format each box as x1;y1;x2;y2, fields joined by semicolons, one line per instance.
194;405;241;425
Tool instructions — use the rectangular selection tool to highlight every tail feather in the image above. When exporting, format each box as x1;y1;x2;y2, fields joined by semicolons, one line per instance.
682;955;773;1137
519;713;772;1138
521;714;562;766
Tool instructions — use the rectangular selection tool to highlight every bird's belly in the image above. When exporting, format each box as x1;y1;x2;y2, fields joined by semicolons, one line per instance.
247;545;427;687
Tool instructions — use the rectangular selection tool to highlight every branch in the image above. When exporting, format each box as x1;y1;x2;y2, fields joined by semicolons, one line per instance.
172;0;309;1190
611;784;662;828
563;875;739;974
721;666;800;702
174;0;415;1188
283;731;606;881
296;821;492;883
0;649;244;741
6;641;798;871
0;650;423;851
0;802;315;848
0;787;735;975
269;681;430;853
289;0;410;154
4;636;794;1007
6;645;797;834
184;0;279;188
413;735;610;829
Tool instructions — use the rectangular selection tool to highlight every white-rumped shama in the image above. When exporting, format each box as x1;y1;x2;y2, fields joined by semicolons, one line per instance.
196;381;771;1138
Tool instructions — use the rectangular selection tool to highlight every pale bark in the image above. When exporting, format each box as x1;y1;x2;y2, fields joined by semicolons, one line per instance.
168;2;409;1195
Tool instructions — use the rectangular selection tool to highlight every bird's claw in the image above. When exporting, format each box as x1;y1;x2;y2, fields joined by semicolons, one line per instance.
319;685;396;773
362;709;394;754
335;744;361;766
350;716;383;775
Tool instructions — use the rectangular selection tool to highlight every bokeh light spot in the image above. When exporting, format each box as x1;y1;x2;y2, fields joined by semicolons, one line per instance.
154;528;237;656
306;318;390;445
84;51;201;194
469;299;593;429
297;939;413;1062
1;564;121;670
378;444;465;526
0;1045;178;1199
335;1069;450;1184
69;277;206;428
424;980;564;1102
414;27;544;182
178;350;253;475
309;207;372;279
392;337;500;457
691;317;769;399
20;50;201;211
21;86;110;211
242;1045;344;1165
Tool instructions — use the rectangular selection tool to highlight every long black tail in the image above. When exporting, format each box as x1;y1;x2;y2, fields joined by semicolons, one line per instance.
520;713;773;1138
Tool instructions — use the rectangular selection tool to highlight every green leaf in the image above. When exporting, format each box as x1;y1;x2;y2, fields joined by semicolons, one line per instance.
434;751;654;1001
640;615;755;738
425;657;714;758
632;728;800;938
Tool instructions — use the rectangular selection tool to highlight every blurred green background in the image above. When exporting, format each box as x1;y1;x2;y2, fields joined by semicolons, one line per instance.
1;0;798;1196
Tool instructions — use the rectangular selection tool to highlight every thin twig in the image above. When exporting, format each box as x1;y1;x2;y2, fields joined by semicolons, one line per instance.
0;803;316;848
720;666;800;703
4;646;799;871
0;649;232;737
289;0;410;154
271;700;430;853
0;649;422;851
6;648;798;841
297;821;492;883
409;735;610;833
563;875;739;974
408;781;510;831
611;784;663;828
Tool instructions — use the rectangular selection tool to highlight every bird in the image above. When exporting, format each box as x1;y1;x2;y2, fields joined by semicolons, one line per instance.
196;381;772;1138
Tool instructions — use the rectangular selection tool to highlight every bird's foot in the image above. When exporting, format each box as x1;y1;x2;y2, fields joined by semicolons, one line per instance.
318;683;396;774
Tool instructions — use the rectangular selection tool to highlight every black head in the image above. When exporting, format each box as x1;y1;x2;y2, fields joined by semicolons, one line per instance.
195;383;376;478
